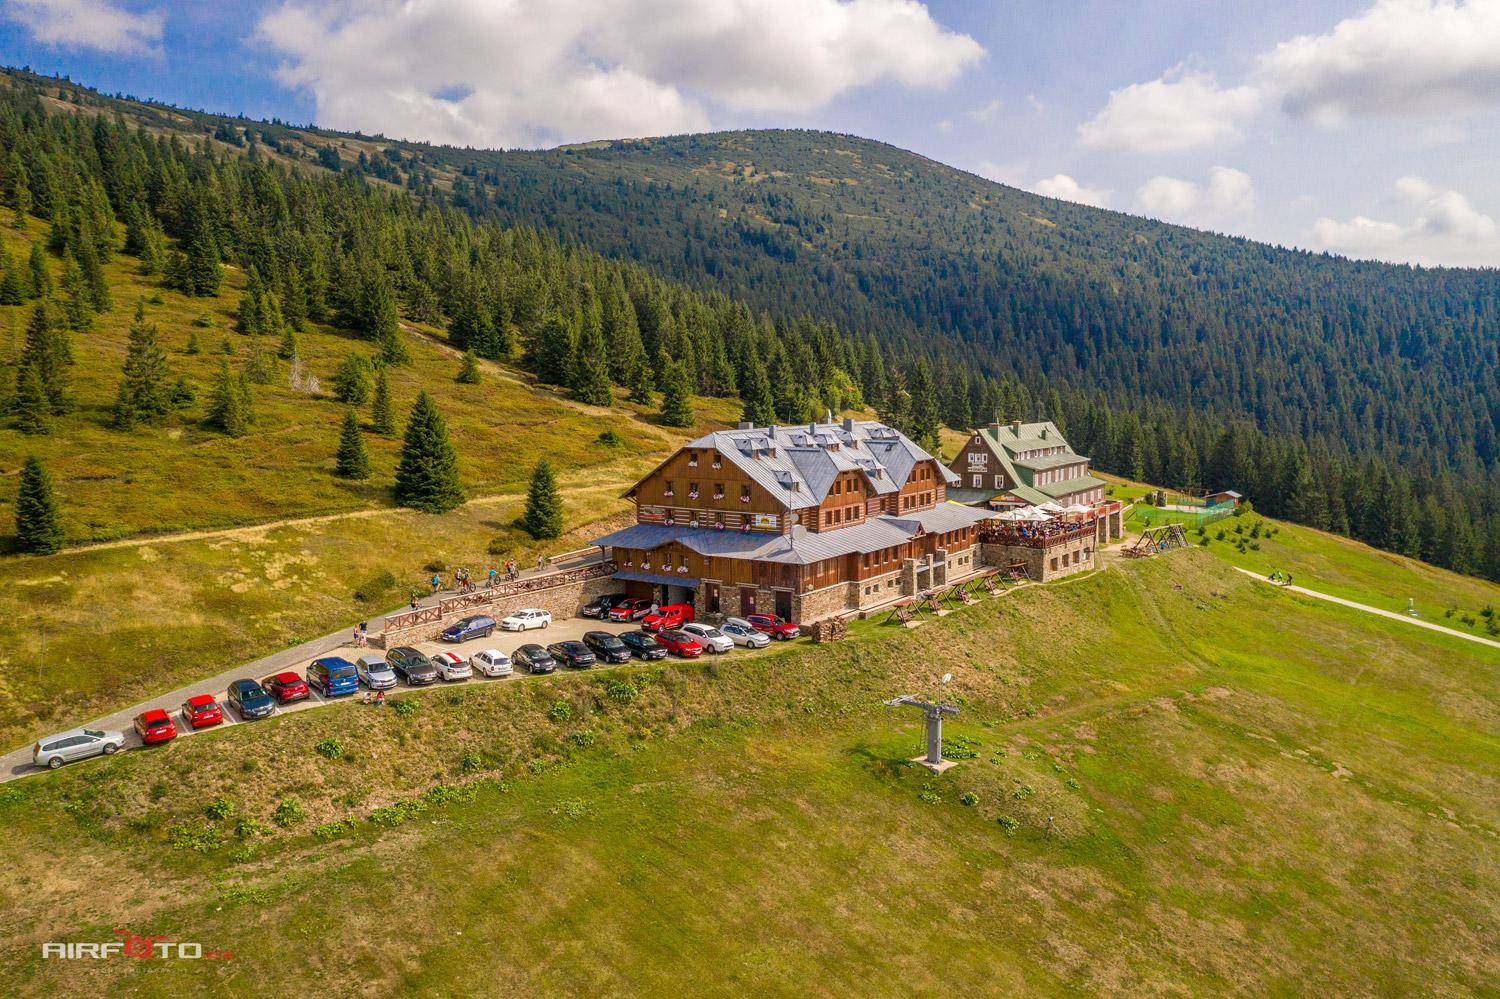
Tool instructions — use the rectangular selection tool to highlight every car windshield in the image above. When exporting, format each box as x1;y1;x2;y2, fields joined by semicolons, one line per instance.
593;636;623;648
700;628;723;638
84;729;105;738
331;666;356;678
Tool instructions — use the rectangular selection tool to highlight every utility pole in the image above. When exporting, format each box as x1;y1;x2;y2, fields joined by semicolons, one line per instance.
884;695;960;773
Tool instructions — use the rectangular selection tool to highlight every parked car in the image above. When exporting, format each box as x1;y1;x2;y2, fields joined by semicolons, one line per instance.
500;608;552;632
547;641;597;669
227;679;276;720
180;693;224;728
469;648;513;678
641;602;694;633
307;656;361;697
134;709;177;745
580;593;628;618
386;646;440;686
512;643;556;675
656;629;704;658
582;631;633;664
745;613;801;640
355;655;398;690
441;614;496;642
681;622;734;653
33;727;126;769
430;650;473;681
617;630;668;660
262;671;310;704
607;598;655;622
719;620;771;648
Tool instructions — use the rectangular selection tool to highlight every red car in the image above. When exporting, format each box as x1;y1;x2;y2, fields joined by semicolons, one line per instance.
747;614;801;640
261;671;310;704
180;694;223;729
641;602;694;633
607;598;655;622
134;709;177;745
655;629;704;658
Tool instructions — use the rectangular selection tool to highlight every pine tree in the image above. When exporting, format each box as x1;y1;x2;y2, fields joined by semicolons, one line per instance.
334;408;370;479
0;251;25;305
739;351;775;425
60;258;93;332
184;330;201;355
333;353;374;405
112;301;171;429
14;363;50;435
658;360;693;428
519;458;563;540
19;302;69;413
237;266;267;334
27;243;50;298
206;360;249;437
185;225;221;296
277;325;299;361
627;359;654;406
570;327;611;405
455;350;481;384
905;358;939;452
370;365;395;435
393;390;464;512
534;313;575;386
14;455;63;554
75;242;110;313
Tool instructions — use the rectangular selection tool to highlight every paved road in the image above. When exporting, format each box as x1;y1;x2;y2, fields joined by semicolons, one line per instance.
0;553;611;781
1236;567;1500;651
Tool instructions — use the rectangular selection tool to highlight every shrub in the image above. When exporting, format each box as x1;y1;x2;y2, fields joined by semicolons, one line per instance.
273;797;306;828
917;790;941;804
602;677;637;704
168;822;223;853
959;791;980;807
548;700;574;723
568;730;596;748
596;429;623;446
204;797;235;821
423;560;447;573
312;817;358;841
996;815;1020;835
391;698;419;719
460;751;484;774
234;818;271;839
192;312;215;328
353;570;395;603
315;737;345;760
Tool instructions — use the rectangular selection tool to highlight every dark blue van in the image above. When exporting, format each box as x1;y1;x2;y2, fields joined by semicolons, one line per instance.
307;656;360;697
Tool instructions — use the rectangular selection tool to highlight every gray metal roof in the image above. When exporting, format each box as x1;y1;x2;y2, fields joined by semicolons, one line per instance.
1036;474;1107;499
614;570;700;588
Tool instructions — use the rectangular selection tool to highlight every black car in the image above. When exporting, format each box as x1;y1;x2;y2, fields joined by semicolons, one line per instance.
617;631;668;661
582;631;633;664
579;593;628;619
386;646;440;686
227;678;275;720
548;641;597;669
513;644;556;675
441;615;496;642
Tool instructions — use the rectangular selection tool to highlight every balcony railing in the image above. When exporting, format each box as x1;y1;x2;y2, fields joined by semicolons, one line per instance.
979;521;1096;550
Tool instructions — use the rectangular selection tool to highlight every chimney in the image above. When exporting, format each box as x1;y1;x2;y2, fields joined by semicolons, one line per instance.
808;421;817;435
737;421;753;430
825;409;833;424
842;416;855;432
1041;425;1049;439
1010;419;1021;435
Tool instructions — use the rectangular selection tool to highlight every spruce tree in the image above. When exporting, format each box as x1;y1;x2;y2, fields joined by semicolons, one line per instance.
14;363;50;435
334;407;370;479
571;324;611;405
739;352;775;425
393;390;464;513
455;350;481;384
112;301;171;429
184;330;201;355
19;302;69;414
185;226;221;296
75;242;110;313
60;258;93;332
627;359;654;406
658;360;694;428
206;360;249;436
333;353;374;405
905;358;940;452
277;325;299;361
519;458;563;540
0;253;25;305
27;243;50;298
534;313;575;386
14;455;64;555
370;365;395;435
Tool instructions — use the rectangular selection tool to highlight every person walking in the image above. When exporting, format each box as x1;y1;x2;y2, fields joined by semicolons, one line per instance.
431;573;441;595
536;554;545;573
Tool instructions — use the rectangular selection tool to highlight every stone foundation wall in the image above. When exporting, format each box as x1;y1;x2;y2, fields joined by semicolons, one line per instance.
793;580;858;624
378;575;617;648
853;569;903;609
978;537;1095;582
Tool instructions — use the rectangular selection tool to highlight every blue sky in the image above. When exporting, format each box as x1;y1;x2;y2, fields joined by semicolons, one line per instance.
2;0;1498;267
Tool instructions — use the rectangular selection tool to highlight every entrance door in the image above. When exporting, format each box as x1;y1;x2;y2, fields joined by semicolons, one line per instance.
774;589;793;620
704;583;720;615
740;586;757;616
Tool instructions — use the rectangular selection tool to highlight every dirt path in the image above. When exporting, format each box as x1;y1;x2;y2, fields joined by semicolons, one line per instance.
1235;568;1500;651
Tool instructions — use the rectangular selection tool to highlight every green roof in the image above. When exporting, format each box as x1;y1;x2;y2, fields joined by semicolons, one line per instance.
1014;452;1089;472
1037;475;1107;500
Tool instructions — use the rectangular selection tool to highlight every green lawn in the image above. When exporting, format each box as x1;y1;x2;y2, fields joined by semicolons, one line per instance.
0;551;1494;995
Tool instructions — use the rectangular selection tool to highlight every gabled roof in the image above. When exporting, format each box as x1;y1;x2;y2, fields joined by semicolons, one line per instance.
1036;475;1107;500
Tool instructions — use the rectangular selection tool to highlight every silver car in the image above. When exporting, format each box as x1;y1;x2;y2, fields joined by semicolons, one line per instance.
33;727;127;770
719;621;771;648
356;655;397;690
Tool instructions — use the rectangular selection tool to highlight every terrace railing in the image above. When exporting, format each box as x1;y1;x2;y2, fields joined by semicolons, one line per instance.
978;521;1096;550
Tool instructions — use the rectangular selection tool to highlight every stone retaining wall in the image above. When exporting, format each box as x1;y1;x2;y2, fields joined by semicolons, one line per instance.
378;575;618;648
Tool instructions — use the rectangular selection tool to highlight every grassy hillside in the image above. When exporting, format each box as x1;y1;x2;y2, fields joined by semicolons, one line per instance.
1;551;1493;995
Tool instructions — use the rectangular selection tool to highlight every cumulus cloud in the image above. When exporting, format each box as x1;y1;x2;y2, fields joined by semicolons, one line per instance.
1077;67;1261;153
1311;176;1499;265
6;0;163;56
256;0;984;148
1135;167;1255;225
967;98;1002;122
1260;0;1500;125
1031;173;1109;208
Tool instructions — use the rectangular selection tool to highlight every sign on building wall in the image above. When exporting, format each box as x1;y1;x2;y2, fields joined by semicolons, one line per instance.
639;506;666;524
749;512;780;529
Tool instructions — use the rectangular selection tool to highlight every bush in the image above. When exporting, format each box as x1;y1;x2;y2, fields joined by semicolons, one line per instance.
460;751;484;774
312;817;358;841
234;818;271;839
996;815;1020;835
168;822;223;853
602;677;637;704
391;698;419;719
273;797;306;828
596;429;623;446
423;560;447;573
315;738;345;760
959;791;980;807
548;700;574;723
568;730;596;748
192;313;216;328
353;570;395;603
205;797;235;821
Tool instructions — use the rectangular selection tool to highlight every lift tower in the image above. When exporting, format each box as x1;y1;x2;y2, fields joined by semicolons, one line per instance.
884;695;960;772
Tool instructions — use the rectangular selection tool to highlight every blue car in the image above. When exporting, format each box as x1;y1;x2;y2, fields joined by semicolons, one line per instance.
441;615;497;642
307;656;360;697
227;678;275;720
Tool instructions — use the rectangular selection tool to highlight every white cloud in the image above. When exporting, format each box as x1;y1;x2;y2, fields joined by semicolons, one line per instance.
967;98;1002;122
1078;67;1261;153
257;0;984;148
1135;166;1256;225
1031;173;1109;208
1311;176;1499;265
1260;0;1500;125
6;0;163;56
935;118;953;133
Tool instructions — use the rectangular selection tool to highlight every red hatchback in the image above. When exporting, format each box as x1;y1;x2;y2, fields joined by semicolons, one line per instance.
641;602;694;633
747;614;801;640
262;671;310;704
134;709;177;745
655;629;704;658
180;694;223;729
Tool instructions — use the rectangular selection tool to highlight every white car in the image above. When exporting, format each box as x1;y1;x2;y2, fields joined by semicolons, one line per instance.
430;650;473;681
681;622;734;653
719;620;770;648
33;727;127;770
470;649;513;678
500;608;552;632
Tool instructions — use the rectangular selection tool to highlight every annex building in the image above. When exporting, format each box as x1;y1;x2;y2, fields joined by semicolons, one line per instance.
947;419;1107;509
591;419;1002;623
